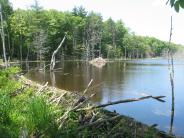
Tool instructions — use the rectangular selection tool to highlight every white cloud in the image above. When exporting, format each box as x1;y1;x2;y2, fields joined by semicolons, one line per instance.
152;0;167;7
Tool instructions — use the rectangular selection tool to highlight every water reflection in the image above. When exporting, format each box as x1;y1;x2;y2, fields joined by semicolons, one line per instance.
24;60;184;136
169;105;175;135
50;72;56;87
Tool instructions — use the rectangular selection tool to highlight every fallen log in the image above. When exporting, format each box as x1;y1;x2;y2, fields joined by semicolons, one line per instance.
77;95;166;111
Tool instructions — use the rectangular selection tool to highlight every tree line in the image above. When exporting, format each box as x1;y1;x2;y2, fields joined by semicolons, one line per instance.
0;0;183;62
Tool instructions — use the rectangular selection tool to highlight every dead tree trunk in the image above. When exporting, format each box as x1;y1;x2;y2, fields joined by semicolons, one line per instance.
0;4;8;68
168;16;175;135
50;33;67;71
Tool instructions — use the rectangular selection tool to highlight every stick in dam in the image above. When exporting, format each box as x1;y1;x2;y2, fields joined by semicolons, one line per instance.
77;95;166;111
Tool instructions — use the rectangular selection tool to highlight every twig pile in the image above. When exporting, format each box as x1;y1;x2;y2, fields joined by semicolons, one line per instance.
17;75;174;138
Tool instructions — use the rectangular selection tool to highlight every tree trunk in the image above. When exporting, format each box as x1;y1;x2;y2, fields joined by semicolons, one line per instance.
124;46;127;60
26;45;30;62
136;49;139;59
0;4;8;68
20;36;23;63
50;33;67;71
7;29;11;61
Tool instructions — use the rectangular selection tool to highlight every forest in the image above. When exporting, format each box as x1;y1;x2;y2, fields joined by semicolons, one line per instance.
1;0;184;137
0;0;183;63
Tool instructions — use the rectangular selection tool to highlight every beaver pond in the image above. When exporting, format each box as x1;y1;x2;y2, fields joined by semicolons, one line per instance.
24;59;184;136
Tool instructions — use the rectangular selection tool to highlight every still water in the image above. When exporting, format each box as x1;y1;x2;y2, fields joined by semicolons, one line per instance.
25;59;184;136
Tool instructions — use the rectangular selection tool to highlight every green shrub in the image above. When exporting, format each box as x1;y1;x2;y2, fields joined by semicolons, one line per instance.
26;97;59;137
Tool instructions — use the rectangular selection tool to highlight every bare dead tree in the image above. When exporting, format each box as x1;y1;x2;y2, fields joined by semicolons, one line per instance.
50;33;67;71
168;16;175;135
0;4;8;68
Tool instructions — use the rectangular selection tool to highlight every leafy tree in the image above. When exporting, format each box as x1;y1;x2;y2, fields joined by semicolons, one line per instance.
72;6;87;18
4;3;182;61
0;0;12;64
168;0;184;12
85;12;103;59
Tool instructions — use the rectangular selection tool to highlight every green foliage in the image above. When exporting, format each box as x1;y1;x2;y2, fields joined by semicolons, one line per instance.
0;68;60;137
1;4;183;61
0;0;13;18
169;0;184;12
72;6;87;18
0;68;22;137
25;97;59;137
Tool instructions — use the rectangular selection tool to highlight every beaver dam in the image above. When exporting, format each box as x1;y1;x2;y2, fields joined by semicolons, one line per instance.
23;59;184;137
18;74;173;138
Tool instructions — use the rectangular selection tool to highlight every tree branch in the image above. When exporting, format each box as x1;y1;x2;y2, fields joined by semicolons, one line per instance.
77;95;165;111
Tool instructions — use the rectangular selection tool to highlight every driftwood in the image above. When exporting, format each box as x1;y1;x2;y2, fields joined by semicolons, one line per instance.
59;115;121;135
77;95;165;111
74;79;93;106
83;79;93;94
89;111;99;123
37;82;48;95
50;91;67;105
58;80;95;129
50;33;67;71
58;93;96;129
76;115;121;131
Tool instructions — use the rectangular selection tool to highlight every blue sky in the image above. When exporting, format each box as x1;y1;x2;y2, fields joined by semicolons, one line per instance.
9;0;184;45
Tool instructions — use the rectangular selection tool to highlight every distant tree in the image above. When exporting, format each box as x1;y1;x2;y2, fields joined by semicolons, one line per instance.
31;0;43;12
0;0;12;46
0;3;7;67
4;3;182;62
33;29;48;62
72;6;87;18
0;0;12;66
103;18;116;48
85;12;103;59
9;10;29;62
0;0;13;18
